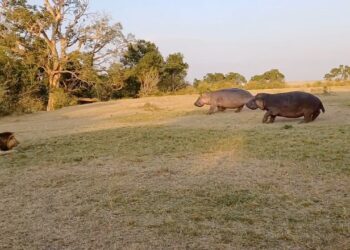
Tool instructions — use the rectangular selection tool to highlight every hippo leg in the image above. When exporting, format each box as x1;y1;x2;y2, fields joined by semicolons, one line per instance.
262;111;272;123
218;106;226;112
312;110;320;121
300;113;313;123
267;115;276;123
208;105;217;115
235;105;244;113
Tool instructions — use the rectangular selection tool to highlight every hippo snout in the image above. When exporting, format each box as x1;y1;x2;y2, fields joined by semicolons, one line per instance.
246;99;258;110
194;99;204;107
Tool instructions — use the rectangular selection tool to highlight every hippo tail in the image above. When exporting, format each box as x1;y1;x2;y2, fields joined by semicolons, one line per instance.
320;102;325;113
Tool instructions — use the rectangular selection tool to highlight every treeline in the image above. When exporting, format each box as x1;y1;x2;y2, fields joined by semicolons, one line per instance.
0;0;189;115
191;66;350;93
193;69;286;92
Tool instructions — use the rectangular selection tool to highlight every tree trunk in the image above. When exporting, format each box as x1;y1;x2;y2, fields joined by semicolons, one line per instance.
46;73;60;111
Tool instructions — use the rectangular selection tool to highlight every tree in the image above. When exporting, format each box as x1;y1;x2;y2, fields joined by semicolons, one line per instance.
120;40;164;97
225;72;247;85
203;73;225;83
1;0;127;110
250;69;285;83
324;65;350;81
138;68;159;96
121;40;157;68
0;30;46;114
159;53;188;92
193;78;201;87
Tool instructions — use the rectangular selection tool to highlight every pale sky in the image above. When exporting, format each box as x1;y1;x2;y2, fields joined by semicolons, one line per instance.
31;0;350;82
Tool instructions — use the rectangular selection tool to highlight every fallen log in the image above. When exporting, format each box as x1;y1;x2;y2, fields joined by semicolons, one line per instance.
77;98;99;105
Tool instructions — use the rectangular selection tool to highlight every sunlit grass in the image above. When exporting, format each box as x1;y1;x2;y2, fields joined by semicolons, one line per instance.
0;90;349;249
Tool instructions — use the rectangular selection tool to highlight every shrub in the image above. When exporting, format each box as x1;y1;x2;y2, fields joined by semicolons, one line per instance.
51;88;77;110
195;81;242;93
17;96;45;113
245;81;286;90
173;85;198;95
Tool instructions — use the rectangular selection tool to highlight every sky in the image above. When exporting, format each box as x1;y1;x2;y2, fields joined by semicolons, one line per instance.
31;0;350;82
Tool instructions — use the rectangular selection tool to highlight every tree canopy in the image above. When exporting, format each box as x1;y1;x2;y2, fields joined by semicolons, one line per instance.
1;0;128;110
0;2;189;115
250;69;285;83
324;65;350;81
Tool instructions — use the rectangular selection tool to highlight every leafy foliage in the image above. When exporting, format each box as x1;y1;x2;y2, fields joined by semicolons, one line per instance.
193;71;247;92
0;0;128;111
119;40;189;97
0;2;189;115
250;69;285;83
159;53;189;92
324;65;350;81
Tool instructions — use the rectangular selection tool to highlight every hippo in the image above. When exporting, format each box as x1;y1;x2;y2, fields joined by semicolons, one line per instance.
246;91;325;123
194;88;253;114
0;132;20;151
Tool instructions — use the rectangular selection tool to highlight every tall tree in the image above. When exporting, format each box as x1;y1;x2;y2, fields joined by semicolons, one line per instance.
250;69;285;83
203;73;225;83
159;53;188;92
121;40;158;68
120;40;164;97
324;65;350;81
225;72;247;85
1;0;127;110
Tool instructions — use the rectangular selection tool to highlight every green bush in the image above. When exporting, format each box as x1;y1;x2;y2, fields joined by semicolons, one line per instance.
173;85;198;95
306;80;350;88
245;81;286;90
0;86;10;116
195;81;241;93
51;88;77;110
17;96;45;113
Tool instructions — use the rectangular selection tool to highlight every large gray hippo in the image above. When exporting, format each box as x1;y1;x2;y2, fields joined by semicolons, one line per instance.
194;88;253;114
246;91;325;123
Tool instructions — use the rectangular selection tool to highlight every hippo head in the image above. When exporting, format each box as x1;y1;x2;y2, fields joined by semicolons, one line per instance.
7;134;20;149
194;93;210;107
246;93;266;110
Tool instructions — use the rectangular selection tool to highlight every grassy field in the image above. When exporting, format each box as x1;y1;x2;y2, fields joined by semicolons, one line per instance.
0;87;349;249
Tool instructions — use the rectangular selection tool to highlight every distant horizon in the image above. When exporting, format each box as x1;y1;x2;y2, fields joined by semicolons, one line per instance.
29;0;350;82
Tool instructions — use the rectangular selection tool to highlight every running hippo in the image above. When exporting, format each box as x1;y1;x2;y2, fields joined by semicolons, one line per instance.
194;88;253;114
246;91;325;123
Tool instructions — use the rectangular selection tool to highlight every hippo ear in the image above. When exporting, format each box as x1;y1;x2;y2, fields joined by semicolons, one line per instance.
255;99;265;110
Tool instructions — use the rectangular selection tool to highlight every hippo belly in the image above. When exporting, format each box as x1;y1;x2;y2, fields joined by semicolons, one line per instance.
213;89;253;109
271;107;305;118
216;97;246;108
277;111;304;118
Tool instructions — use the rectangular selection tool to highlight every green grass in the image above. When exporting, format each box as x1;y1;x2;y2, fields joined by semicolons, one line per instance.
3;125;349;173
0;91;350;249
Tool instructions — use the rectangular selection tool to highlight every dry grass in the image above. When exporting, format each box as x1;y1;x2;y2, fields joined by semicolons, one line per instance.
0;87;349;249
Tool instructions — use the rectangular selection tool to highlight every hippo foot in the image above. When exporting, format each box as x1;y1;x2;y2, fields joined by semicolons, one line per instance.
235;106;243;113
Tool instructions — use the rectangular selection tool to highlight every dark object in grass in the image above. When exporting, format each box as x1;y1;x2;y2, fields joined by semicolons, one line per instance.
0;132;20;151
282;125;293;129
246;91;325;123
194;88;253;114
77;98;99;105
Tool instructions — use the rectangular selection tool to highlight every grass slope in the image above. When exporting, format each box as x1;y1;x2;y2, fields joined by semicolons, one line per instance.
0;88;349;249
